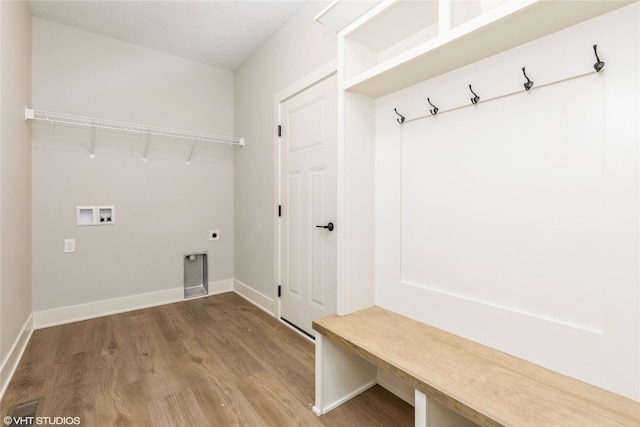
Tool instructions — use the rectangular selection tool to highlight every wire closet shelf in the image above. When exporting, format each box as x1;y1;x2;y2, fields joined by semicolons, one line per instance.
24;107;245;147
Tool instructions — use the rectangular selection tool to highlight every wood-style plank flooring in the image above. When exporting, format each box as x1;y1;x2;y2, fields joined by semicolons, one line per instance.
1;293;413;426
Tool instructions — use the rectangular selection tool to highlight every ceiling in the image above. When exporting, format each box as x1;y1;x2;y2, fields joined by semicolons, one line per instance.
27;0;309;71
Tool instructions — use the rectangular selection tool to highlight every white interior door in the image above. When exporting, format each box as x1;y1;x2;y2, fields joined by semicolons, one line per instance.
279;74;337;338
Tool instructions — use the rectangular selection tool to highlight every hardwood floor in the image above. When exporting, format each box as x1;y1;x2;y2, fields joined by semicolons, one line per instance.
1;293;413;426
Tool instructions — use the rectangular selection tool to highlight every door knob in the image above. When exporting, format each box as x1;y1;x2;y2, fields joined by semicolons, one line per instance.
316;222;334;232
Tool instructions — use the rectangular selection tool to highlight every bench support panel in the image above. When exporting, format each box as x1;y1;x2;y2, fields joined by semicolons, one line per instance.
313;333;377;415
415;390;428;427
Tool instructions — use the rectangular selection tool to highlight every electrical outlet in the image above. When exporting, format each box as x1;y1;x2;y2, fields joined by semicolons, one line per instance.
64;239;76;253
209;230;220;241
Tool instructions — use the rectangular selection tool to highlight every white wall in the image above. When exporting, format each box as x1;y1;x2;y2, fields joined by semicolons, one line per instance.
375;4;639;400
31;18;235;314
0;0;32;396
234;2;337;313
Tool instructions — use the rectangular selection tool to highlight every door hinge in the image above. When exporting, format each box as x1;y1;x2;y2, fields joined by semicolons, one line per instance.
278;285;282;297
278;125;282;137
278;205;282;217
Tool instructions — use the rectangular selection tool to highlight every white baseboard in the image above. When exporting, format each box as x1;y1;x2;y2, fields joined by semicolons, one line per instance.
33;279;234;329
233;279;275;316
33;287;184;328
207;279;235;295
0;313;34;401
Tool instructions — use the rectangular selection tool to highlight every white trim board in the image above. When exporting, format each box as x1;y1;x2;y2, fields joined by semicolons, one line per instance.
207;278;235;296
274;60;337;103
233;279;275;316
33;279;234;329
0;314;34;401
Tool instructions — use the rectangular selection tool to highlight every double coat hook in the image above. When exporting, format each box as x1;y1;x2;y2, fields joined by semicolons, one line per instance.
593;44;605;72
427;98;438;115
394;108;405;124
469;85;480;105
522;67;534;91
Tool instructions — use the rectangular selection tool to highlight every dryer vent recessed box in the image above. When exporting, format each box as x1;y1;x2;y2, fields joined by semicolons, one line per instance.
77;206;115;225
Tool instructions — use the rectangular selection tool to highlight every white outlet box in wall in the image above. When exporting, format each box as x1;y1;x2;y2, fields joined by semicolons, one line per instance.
64;239;75;253
77;207;94;225
76;206;115;225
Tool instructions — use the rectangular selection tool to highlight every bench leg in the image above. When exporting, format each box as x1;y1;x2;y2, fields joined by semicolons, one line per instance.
313;332;377;415
313;333;326;415
415;389;429;427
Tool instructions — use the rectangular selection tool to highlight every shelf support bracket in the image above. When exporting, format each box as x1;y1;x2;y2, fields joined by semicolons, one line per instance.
89;126;96;159
186;139;199;165
142;133;151;162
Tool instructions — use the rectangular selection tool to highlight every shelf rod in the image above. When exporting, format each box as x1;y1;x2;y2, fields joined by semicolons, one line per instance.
24;108;244;147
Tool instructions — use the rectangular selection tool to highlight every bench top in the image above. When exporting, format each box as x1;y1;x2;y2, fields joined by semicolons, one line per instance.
313;306;640;427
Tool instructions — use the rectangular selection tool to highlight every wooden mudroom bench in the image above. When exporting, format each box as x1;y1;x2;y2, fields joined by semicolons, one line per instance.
312;306;640;427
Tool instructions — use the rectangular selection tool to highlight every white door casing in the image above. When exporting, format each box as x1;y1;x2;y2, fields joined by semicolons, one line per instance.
278;73;337;338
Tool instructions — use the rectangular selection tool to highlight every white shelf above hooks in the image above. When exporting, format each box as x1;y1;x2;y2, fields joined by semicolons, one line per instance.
25;107;244;161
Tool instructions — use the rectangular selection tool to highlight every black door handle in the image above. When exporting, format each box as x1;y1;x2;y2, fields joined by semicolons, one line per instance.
316;222;334;232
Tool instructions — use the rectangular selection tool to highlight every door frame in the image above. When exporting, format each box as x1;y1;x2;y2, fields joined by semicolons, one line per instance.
274;61;337;336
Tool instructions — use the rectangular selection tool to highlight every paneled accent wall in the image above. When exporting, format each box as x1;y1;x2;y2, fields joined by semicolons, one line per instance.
374;4;639;400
